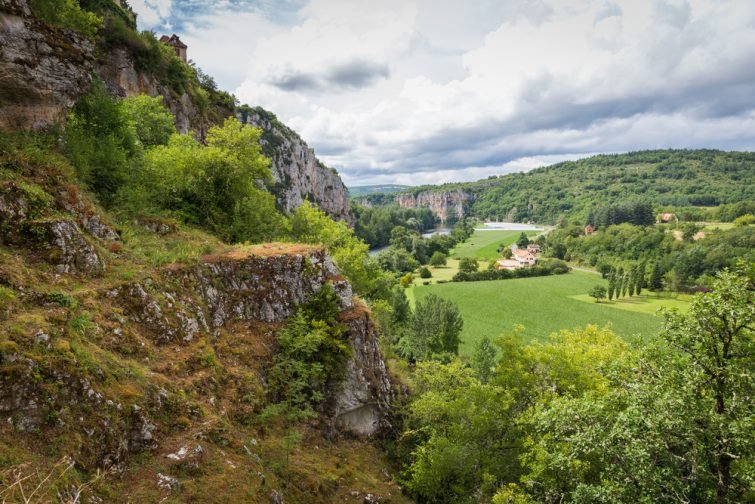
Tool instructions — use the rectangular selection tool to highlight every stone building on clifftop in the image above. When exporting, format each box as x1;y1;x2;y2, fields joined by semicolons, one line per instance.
160;34;187;62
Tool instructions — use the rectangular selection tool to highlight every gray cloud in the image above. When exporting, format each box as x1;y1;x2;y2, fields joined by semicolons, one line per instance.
327;60;390;89
268;59;389;93
268;71;322;92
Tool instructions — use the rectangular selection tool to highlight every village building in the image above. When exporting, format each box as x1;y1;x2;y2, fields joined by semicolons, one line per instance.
526;243;541;254
658;212;678;224
584;224;595;235
160;34;188;62
513;248;537;266
495;259;521;271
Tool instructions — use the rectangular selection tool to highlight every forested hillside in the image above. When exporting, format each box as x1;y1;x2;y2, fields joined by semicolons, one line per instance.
370;150;755;224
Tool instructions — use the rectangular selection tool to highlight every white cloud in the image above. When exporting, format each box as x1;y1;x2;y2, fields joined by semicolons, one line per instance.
155;0;755;184
130;0;173;28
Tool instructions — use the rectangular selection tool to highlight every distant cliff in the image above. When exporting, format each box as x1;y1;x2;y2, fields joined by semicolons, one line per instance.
240;106;351;222
395;189;474;223
0;0;350;221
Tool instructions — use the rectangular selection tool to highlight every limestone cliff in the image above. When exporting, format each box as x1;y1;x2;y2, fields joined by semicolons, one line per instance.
0;0;351;220
240;106;351;222
0;0;94;129
395;189;474;223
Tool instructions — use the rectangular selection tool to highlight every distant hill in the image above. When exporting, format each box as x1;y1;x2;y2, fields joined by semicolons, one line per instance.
361;150;755;224
348;184;412;197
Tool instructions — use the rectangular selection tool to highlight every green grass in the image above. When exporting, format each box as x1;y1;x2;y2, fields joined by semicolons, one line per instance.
570;293;691;314
413;272;688;356
451;230;537;260
700;221;735;231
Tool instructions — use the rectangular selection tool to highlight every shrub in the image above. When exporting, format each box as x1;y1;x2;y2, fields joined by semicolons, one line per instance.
263;285;349;421
400;273;414;288
733;214;754;226
29;0;102;38
419;266;432;279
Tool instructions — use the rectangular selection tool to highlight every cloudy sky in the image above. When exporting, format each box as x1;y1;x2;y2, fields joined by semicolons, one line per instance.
130;0;755;186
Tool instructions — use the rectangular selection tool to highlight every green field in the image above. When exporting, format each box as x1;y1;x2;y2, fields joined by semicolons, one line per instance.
452;229;539;260
412;272;688;356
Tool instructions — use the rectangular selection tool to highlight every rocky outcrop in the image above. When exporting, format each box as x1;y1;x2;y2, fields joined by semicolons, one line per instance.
241;107;351;222
0;0;94;130
29;219;105;275
330;307;393;437
113;245;390;436
396;189;474;223
0;181;107;275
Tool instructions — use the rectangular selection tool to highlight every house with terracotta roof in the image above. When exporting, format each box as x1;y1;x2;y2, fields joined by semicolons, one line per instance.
513;248;537;266
526;243;541;254
160;34;187;62
584;224;595;235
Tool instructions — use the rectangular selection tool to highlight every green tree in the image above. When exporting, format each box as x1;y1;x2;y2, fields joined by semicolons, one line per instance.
658;269;754;503
399;360;514;503
459;257;479;274
390;285;411;325
120;94;175;147
65;80;138;205
400;273;414;288
649;261;663;291
516;232;530;248
733;214;754;226
398;294;463;360
290;201;388;298
607;271;616;301
143;117;283;243
429;251;448;267
589;285;607;303
472;336;497;384
636;261;646;295
419;266;432;279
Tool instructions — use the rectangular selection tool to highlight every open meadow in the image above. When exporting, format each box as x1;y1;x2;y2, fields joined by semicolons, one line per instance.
412;271;690;356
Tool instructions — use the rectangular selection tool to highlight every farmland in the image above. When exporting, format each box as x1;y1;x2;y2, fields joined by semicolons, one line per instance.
412;271;690;356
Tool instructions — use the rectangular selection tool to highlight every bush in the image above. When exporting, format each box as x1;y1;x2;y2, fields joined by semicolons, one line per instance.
29;0;102;38
419;266;432;279
400;273;414;288
263;286;349;420
733;214;755;226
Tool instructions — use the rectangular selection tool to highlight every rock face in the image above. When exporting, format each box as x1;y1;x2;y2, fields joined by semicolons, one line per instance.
30;219;105;275
395;189;474;223
330;308;393;436
115;246;391;436
241;107;351;222
0;0;94;130
0;181;108;275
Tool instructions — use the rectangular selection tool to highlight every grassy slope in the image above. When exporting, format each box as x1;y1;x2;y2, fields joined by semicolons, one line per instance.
413;271;688;356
